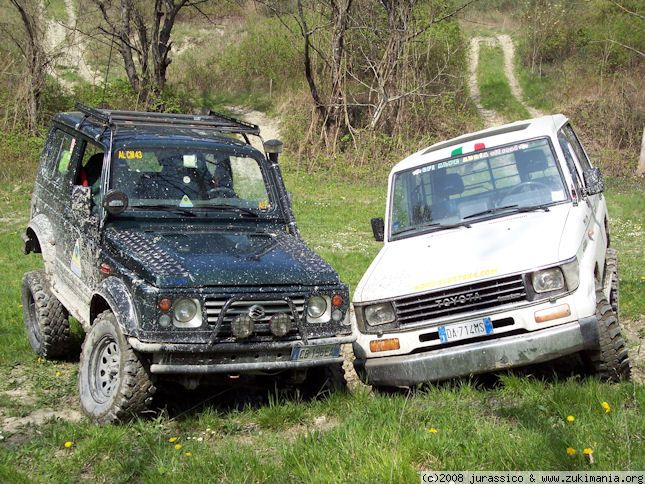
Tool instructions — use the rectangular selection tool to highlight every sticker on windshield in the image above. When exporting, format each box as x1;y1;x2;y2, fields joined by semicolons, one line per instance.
488;142;529;157
258;200;270;211
183;154;197;168
70;239;82;277
117;150;143;160
183;176;191;184
179;195;193;208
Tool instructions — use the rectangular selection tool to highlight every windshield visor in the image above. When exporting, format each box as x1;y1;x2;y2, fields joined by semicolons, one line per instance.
110;146;274;214
390;138;568;238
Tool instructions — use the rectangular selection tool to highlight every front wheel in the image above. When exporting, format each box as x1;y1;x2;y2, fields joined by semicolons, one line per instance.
300;363;347;398
78;310;156;423
582;289;631;382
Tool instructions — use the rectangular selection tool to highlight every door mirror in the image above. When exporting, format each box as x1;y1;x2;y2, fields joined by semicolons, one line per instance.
371;217;385;242
583;167;604;195
102;189;129;215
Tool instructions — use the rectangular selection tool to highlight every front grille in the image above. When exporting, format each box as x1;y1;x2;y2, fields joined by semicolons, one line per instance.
394;275;527;327
205;297;306;337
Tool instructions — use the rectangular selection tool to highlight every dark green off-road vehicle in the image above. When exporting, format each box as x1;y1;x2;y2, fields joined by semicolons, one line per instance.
22;103;353;423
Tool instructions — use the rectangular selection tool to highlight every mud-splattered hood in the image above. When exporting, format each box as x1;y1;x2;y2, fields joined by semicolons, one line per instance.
105;228;339;288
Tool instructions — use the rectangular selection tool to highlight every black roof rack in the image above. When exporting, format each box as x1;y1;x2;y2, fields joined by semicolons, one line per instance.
74;102;260;136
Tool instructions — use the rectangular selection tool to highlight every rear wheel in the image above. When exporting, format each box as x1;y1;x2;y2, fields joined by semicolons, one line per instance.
582;289;631;381
22;270;72;359
78;310;155;423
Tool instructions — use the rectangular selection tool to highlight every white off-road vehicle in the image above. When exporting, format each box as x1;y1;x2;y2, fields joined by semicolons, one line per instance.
352;115;630;389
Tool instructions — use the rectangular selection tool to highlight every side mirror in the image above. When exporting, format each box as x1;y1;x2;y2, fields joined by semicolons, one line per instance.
371;217;385;242
102;189;129;215
583;167;604;195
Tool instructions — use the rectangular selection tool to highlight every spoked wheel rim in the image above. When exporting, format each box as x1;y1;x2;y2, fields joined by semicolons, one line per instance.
26;289;43;346
89;335;121;403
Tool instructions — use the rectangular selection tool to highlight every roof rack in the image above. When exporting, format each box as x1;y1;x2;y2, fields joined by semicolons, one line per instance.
74;102;260;136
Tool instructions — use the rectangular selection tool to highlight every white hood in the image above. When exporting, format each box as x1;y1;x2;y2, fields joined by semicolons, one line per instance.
355;204;577;302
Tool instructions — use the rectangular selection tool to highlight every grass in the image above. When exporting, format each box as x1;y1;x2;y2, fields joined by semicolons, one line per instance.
0;160;643;480
477;44;530;121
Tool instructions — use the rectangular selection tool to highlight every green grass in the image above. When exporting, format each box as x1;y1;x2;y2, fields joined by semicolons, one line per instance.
477;44;530;121
514;57;554;112
0;164;643;480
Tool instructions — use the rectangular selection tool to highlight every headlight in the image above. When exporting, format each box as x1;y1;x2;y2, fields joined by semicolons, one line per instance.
174;298;198;322
307;296;327;318
532;268;565;293
364;302;396;326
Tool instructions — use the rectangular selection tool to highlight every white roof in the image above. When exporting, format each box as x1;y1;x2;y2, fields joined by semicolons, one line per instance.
392;114;568;173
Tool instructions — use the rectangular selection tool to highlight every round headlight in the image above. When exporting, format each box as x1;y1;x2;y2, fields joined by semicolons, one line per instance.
307;296;327;318
174;298;198;322
532;268;565;293
232;315;254;339
365;302;396;326
270;313;292;337
158;314;172;328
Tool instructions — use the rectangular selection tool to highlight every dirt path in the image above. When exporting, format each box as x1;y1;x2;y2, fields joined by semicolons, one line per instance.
468;34;544;128
227;107;282;150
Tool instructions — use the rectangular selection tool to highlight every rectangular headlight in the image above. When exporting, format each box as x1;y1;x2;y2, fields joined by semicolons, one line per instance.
531;267;565;293
365;302;396;326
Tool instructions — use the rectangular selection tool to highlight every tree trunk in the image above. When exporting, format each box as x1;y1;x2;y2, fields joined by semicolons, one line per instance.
638;126;645;176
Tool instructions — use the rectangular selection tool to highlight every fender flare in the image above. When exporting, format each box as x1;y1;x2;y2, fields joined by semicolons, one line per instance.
25;214;56;275
92;276;140;337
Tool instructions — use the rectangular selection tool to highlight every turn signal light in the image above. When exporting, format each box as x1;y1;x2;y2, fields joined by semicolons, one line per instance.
159;297;172;312
370;338;400;353
534;304;571;323
331;294;344;307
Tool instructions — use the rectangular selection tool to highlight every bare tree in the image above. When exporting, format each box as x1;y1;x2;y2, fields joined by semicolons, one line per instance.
92;0;211;107
5;0;49;133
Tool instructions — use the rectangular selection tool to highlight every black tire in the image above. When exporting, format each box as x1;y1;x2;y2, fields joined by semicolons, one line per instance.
605;248;619;315
301;363;347;398
78;310;156;423
583;289;631;382
22;270;72;359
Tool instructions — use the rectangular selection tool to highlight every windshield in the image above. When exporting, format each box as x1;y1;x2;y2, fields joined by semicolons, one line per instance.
390;138;567;237
109;145;274;214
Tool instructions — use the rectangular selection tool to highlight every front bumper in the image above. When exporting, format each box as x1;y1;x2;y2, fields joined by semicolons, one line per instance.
129;335;354;375
354;317;598;387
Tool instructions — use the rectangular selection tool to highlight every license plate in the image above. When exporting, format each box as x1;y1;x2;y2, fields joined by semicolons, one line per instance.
438;317;493;343
291;344;341;361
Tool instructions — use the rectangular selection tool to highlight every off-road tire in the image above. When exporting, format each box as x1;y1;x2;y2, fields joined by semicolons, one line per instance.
605;248;619;315
301;363;348;398
22;270;72;359
78;310;155;423
583;289;631;382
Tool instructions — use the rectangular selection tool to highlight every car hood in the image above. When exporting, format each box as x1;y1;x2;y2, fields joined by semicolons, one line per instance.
355;204;576;302
105;228;339;288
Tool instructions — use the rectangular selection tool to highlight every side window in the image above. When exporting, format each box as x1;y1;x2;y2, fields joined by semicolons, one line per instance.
563;124;592;171
558;132;583;192
46;129;77;182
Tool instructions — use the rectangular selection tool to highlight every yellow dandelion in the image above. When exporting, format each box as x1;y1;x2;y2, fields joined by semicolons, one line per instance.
427;427;439;433
37;357;42;364
566;415;575;422
566;447;576;456
168;437;178;443
583;448;593;455
64;441;73;448
174;444;182;450
601;402;611;413
184;452;192;457
55;371;61;377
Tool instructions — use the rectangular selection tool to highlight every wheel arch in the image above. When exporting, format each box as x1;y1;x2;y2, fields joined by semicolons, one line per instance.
25;215;56;273
91;277;141;337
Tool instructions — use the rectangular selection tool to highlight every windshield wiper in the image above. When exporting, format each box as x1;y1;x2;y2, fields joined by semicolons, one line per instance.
198;205;259;218
130;204;196;217
464;203;551;220
394;221;471;236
